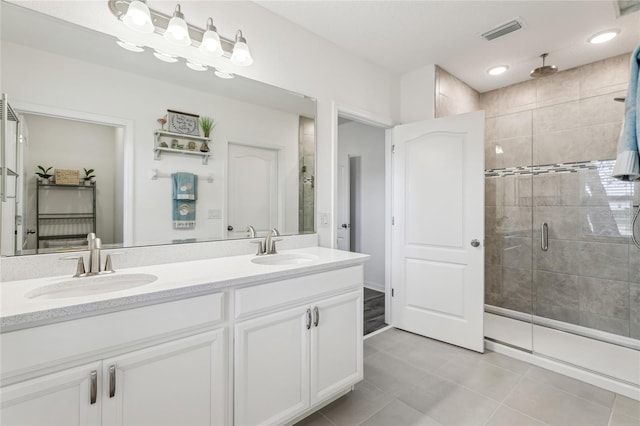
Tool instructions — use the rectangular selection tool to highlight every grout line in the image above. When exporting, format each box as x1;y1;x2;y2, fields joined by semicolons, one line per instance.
606;394;617;426
317;410;337;426
354;397;396;426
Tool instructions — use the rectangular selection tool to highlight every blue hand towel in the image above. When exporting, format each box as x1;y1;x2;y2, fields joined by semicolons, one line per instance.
612;45;640;181
172;173;198;229
172;172;198;200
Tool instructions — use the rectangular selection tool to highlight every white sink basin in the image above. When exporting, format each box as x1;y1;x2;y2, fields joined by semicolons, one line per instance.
251;253;318;266
26;273;158;300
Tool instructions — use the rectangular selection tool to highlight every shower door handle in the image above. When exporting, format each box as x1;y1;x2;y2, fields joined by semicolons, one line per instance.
541;223;549;252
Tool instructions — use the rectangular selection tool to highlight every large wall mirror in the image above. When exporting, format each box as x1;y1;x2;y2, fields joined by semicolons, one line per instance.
0;1;316;256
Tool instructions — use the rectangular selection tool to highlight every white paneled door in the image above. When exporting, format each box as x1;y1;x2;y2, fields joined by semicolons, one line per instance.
391;111;485;352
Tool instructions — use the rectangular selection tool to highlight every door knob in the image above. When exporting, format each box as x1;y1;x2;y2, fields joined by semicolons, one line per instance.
227;225;234;231
341;224;350;229
470;239;480;247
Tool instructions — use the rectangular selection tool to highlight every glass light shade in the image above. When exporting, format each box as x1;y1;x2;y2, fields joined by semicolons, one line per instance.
200;30;223;57
186;61;207;71
231;41;253;66
153;50;178;63
164;16;191;46
214;69;234;79
123;0;154;34
116;39;144;53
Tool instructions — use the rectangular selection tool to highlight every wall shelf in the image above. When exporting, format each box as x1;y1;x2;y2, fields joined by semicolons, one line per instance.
154;131;212;165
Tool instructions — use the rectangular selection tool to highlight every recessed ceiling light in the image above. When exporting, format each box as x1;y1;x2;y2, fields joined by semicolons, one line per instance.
153;50;178;63
116;39;144;53
588;30;620;44
214;69;234;79
186;61;208;71
487;65;509;76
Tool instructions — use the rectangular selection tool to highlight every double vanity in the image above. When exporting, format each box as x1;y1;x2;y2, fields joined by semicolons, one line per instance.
0;246;368;426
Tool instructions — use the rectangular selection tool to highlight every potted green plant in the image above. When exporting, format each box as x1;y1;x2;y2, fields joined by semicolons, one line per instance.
35;166;53;184
199;116;215;138
83;168;96;186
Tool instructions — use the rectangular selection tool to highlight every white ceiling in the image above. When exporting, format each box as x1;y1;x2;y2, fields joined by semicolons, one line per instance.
256;1;640;93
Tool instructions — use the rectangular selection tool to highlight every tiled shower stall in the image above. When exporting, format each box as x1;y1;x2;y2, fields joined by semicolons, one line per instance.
480;53;640;345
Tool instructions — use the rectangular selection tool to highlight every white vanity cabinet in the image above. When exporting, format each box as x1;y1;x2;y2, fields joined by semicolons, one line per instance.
233;267;363;426
101;329;226;426
1;362;102;426
1;293;228;426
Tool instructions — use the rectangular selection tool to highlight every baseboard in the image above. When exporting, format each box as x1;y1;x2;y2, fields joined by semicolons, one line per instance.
364;282;385;292
485;339;640;401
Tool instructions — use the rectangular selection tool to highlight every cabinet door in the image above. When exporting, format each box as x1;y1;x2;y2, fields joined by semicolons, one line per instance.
234;305;310;426
310;290;363;405
0;362;101;426
102;329;226;426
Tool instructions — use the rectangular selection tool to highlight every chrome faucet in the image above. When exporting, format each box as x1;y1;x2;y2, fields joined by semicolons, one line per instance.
265;228;281;255
61;233;120;277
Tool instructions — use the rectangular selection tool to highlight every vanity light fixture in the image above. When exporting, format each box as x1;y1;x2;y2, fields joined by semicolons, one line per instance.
153;49;178;63
588;29;620;44
164;4;191;46
186;61;208;71
231;30;253;66
199;18;223;57
122;0;154;33
487;65;509;76
109;0;253;67
116;39;145;52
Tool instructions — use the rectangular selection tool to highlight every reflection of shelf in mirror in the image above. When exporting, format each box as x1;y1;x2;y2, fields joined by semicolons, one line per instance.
154;147;213;165
38;234;89;241
38;213;94;219
1;167;18;177
155;130;210;142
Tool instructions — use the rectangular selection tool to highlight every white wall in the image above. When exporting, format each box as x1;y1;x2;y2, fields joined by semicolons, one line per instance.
338;121;386;290
9;0;399;248
22;114;119;247
400;64;436;123
1;42;300;246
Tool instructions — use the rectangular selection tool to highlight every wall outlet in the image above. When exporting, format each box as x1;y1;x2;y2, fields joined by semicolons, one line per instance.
208;209;221;219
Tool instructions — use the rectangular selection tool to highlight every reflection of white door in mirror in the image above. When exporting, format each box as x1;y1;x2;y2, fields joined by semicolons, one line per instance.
336;162;350;251
227;144;278;239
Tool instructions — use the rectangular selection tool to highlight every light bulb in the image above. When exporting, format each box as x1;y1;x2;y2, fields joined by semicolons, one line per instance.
164;4;191;46
199;18;223;57
231;30;253;66
122;0;154;34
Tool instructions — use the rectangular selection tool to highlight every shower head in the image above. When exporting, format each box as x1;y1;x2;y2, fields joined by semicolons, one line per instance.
530;53;558;78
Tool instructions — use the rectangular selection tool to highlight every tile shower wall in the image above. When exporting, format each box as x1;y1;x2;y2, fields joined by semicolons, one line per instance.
481;53;640;339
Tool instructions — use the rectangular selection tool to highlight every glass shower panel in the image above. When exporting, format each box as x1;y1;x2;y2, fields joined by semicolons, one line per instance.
484;108;534;351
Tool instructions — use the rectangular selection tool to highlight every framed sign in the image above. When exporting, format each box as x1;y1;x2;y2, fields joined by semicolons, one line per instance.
54;169;80;185
167;110;200;136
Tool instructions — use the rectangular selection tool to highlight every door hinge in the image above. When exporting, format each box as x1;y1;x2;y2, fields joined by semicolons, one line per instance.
392;144;395;154
391;288;395;297
392;216;395;225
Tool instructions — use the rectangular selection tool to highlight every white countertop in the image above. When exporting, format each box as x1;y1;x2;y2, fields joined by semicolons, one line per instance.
1;247;369;333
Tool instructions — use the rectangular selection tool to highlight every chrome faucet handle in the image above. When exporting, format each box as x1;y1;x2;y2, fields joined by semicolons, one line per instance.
104;252;124;273
60;255;86;277
247;225;257;238
268;238;283;255
250;240;265;255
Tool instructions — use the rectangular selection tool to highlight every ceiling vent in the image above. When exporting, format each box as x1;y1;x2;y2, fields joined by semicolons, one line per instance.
481;18;523;41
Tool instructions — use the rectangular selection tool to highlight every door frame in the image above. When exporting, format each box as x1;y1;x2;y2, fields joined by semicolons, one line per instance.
331;102;394;324
9;100;134;247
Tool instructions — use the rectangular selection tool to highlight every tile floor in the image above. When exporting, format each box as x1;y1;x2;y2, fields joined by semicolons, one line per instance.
297;328;640;426
364;288;386;335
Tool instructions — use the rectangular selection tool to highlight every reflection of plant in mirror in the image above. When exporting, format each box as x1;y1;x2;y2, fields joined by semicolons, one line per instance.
83;168;96;181
199;116;215;138
35;166;53;180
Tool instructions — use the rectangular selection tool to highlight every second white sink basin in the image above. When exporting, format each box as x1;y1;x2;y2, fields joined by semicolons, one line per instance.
26;273;158;300
251;253;318;266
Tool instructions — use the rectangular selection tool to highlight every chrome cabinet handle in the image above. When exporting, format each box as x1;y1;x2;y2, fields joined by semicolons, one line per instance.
109;365;116;398
541;223;549;252
90;371;97;405
313;306;319;327
306;308;312;330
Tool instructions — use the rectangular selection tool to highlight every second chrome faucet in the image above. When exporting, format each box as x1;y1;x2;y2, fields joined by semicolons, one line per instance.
251;228;281;255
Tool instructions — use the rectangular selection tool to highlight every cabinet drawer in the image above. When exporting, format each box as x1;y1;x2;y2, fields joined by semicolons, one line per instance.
1;292;224;380
235;266;362;319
